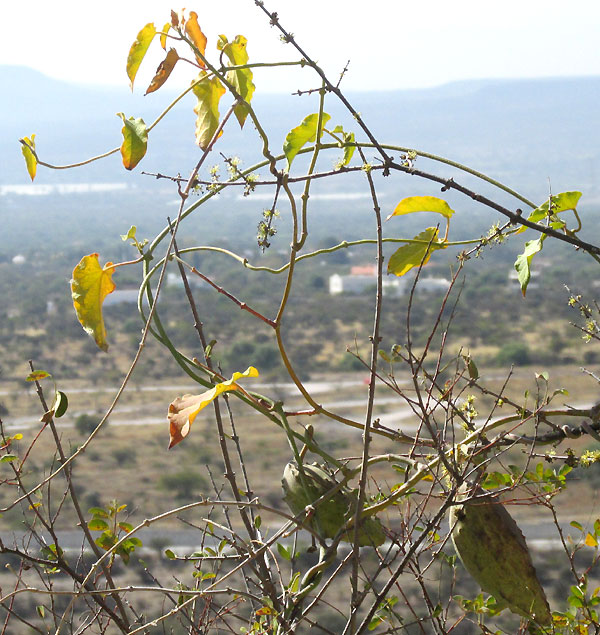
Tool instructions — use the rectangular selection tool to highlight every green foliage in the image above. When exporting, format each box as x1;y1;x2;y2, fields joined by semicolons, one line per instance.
74;413;102;436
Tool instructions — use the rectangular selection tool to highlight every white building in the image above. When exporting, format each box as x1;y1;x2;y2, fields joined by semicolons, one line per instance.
329;265;450;296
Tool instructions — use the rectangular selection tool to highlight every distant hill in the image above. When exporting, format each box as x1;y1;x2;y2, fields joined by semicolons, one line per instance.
2;65;599;205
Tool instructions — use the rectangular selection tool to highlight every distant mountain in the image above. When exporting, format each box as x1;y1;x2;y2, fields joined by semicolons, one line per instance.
2;66;599;203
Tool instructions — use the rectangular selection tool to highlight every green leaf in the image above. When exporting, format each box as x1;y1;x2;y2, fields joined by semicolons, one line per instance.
517;191;583;233
165;549;176;559
21;135;37;181
117;113;148;171
53;391;68;418
26;370;51;382
71;254;116;352
87;518;109;531
514;236;545;297
387;227;446;277
277;543;291;561
341;132;355;166
388;195;455;220
283;112;331;170
126;23;156;90
192;72;226;150
36;605;45;619
1;454;18;463
218;35;255;128
121;226;137;242
88;507;109;518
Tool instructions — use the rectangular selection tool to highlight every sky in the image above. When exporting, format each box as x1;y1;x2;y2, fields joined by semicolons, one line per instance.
1;0;600;93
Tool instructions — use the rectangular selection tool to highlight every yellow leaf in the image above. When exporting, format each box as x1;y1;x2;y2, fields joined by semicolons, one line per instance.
126;23;156;90
159;22;171;50
145;48;179;95
185;11;208;69
71;254;116;352
117;113;148;170
387;227;447;277
192;72;226;150
168;367;259;448
585;532;598;547
217;35;255;128
388;196;455;220
21;134;37;181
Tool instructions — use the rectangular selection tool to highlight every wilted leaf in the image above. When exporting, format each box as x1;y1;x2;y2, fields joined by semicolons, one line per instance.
387;227;446;277
21;134;37;181
71;254;116;352
450;488;551;625
192;73;226;150
145;48;179;95
388;196;455;220
218;34;255;128
283;112;331;170
514;236;545;296
126;23;156;90
185;11;207;68
117;113;148;170
168;367;259;448
160;22;171;49
26;370;51;382
517;191;583;233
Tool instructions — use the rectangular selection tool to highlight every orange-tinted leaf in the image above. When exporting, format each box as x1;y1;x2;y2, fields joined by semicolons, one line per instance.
192;73;226;150
160;22;171;49
185;11;207;69
71;254;116;352
170;10;179;28
126;23;156;90
26;370;51;382
21;134;37;181
168;367;259;448
145;48;179;95
117;113;148;170
217;35;255;128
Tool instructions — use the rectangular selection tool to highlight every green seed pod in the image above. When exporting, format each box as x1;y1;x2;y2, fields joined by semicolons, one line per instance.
281;462;385;547
450;488;551;625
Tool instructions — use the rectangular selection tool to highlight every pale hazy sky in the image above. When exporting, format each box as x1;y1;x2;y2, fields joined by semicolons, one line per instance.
2;0;599;92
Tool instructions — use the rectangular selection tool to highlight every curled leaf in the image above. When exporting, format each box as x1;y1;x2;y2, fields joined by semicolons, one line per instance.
514;236;545;296
218;35;255;128
126;23;156;90
284;112;331;171
168;367;259;448
388;196;455;220
450;488;551;625
145;48;179;95
192;73;226;150
387;227;446;277
71;254;116;352
117;113;148;170
159;22;171;50
185;11;208;68
54;391;69;418
20;134;37;181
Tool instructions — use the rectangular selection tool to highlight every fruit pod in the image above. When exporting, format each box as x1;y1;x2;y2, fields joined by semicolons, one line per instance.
281;461;385;547
450;487;551;625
